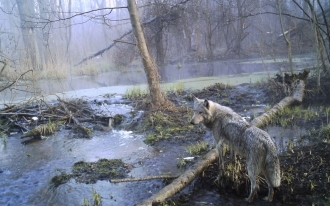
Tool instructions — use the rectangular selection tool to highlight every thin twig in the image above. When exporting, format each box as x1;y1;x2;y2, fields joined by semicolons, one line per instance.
0;70;33;93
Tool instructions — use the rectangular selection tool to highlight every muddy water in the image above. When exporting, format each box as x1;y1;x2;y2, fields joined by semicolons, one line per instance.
0;101;160;206
0;95;190;206
0;105;310;205
0;130;155;205
0;56;316;205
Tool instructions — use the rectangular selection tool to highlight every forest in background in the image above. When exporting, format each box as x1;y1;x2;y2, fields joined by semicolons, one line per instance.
0;0;329;81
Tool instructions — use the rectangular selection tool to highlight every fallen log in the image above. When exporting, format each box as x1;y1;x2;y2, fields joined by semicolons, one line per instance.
137;149;218;206
251;79;305;128
137;79;306;205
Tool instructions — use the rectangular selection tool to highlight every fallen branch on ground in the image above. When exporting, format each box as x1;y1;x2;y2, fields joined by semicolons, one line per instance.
110;175;178;183
137;149;218;206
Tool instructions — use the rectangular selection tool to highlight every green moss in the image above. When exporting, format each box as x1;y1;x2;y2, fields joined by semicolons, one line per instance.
51;173;73;187
52;159;127;187
140;109;200;145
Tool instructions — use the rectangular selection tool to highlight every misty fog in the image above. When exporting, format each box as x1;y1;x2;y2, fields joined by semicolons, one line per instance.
0;0;329;99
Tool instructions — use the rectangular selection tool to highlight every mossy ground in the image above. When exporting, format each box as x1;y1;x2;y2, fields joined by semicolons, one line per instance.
51;159;129;187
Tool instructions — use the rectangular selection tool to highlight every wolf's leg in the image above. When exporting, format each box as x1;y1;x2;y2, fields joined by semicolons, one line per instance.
262;170;274;202
216;141;224;177
245;162;259;202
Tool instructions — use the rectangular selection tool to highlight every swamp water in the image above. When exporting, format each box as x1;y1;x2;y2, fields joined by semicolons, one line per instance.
0;101;311;205
0;56;316;205
0;100;156;205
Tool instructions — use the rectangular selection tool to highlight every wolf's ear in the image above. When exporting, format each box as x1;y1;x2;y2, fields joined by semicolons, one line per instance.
203;99;210;109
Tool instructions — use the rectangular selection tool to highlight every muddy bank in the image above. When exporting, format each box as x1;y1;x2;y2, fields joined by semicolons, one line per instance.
125;75;330;205
1;73;330;205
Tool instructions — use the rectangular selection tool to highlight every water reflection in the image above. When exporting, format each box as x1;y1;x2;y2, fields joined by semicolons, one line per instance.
0;56;316;105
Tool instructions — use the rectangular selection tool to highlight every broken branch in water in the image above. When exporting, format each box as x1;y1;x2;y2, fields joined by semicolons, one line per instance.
110;175;179;183
58;98;93;138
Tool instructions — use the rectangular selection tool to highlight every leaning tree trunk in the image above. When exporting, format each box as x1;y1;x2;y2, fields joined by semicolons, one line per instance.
127;0;173;110
137;80;306;205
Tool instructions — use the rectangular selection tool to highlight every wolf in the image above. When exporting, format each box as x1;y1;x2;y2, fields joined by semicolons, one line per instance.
190;97;281;202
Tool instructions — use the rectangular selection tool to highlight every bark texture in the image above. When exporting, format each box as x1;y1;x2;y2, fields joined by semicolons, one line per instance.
127;0;172;110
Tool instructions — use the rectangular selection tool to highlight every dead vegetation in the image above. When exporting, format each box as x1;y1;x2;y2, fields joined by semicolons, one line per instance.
0;97;119;143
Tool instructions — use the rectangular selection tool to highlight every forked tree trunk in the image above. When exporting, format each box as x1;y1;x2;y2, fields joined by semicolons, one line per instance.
137;80;306;205
127;0;173;110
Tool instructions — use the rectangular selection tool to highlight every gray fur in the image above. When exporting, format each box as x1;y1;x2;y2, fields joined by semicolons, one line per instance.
190;97;281;202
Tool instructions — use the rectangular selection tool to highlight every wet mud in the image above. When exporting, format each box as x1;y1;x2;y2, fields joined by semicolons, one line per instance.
125;76;330;205
1;73;330;205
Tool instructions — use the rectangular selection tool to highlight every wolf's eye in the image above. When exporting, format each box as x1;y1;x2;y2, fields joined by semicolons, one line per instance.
199;112;203;114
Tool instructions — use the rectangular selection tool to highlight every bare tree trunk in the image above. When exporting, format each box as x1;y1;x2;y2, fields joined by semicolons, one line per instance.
233;0;244;56
127;0;173;110
66;0;72;55
37;0;52;65
277;0;293;74
154;17;165;66
16;0;41;70
137;79;306;205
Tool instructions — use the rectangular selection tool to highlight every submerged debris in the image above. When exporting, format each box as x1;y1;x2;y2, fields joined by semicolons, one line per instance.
21;121;64;138
0;97;123;142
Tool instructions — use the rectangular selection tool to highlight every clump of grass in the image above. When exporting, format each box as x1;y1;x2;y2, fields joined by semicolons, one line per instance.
318;124;330;142
93;189;102;206
0;120;8;144
184;141;209;155
1;134;7;144
218;159;247;193
143;111;195;145
272;106;324;127
165;82;185;95
22;120;63;138
125;87;149;100
83;199;89;206
177;157;188;168
83;189;102;206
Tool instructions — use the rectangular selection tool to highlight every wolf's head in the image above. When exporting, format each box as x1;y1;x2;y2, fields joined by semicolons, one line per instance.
190;97;213;125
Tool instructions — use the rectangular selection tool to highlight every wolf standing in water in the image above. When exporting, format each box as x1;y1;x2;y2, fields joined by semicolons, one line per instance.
190;97;281;202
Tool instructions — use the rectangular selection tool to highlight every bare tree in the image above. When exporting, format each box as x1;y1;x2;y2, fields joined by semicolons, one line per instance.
278;0;294;74
16;0;41;70
127;0;173;110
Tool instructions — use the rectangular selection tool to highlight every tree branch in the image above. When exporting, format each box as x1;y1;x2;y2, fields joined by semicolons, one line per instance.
0;70;33;93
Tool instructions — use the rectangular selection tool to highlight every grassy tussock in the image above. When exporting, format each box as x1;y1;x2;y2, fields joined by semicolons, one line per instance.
184;141;209;155
125;87;149;100
270;106;330;128
143;111;195;145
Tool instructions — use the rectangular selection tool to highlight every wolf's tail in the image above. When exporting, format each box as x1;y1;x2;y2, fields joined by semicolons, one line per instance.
266;150;281;187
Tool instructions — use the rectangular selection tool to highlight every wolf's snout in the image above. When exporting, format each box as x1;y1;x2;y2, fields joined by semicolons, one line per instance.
190;120;196;125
